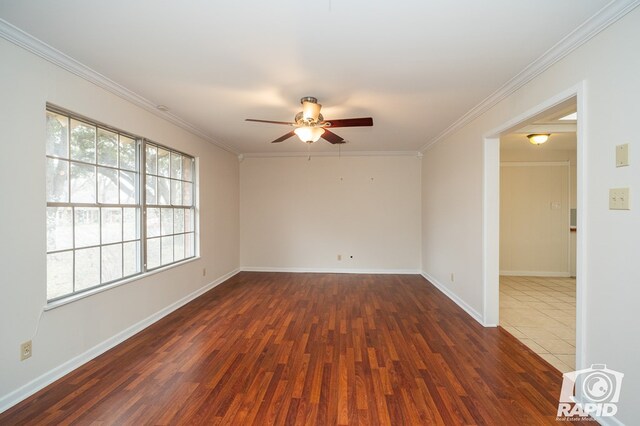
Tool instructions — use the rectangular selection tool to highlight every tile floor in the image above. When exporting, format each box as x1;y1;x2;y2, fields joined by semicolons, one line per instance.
499;276;576;372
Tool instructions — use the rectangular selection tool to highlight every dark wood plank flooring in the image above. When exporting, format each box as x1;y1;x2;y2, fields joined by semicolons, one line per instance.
0;272;588;425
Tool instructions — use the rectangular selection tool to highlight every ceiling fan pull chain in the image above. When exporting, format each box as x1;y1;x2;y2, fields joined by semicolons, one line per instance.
308;142;311;161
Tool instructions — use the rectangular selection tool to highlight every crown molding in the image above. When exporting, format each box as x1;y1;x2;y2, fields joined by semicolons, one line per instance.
420;0;640;152
0;19;238;155
242;150;420;159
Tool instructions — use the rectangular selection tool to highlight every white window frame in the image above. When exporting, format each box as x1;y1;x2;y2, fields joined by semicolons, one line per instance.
45;105;197;306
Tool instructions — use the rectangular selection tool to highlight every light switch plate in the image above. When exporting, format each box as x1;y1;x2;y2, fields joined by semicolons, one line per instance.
609;188;630;210
616;144;629;167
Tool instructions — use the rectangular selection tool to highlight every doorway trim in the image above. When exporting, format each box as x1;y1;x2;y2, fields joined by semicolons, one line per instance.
482;81;586;370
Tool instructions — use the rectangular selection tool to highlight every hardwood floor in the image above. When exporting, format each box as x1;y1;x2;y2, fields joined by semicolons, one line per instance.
0;272;590;425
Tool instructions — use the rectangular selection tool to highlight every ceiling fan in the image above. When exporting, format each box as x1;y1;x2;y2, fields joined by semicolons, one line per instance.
245;97;373;144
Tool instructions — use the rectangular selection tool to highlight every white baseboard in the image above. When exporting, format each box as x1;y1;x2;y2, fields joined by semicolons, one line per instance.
420;271;485;326
0;267;241;415
241;266;420;274
500;270;571;278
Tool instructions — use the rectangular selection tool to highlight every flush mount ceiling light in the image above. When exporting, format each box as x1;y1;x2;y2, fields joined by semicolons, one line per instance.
527;133;550;145
245;96;373;145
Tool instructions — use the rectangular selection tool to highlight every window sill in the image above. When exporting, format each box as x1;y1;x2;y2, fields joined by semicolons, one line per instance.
44;256;201;311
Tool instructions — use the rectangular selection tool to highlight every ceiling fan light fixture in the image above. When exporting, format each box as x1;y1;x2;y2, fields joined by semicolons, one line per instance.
527;133;550;145
245;96;373;145
301;98;322;122
294;126;325;143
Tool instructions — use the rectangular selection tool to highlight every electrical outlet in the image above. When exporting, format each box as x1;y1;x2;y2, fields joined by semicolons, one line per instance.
337;254;342;261
202;268;207;276
20;341;32;361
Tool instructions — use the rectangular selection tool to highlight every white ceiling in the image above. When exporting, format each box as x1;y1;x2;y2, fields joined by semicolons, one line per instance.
0;0;611;154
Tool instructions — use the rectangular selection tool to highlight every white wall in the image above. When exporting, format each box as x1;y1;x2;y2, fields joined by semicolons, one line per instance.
500;162;570;276
0;38;240;409
421;8;640;423
501;148;577;277
241;155;421;272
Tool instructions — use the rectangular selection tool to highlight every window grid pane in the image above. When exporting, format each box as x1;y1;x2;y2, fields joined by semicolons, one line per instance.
46;111;69;158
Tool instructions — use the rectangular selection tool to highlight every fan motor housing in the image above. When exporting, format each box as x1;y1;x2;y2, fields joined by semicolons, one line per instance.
295;111;324;126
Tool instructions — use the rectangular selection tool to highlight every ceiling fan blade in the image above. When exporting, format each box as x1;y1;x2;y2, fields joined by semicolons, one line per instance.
323;117;373;128
246;119;295;126
321;129;345;144
271;131;296;143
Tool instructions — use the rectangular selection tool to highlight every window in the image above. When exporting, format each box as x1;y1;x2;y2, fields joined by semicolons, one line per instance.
144;142;195;270
46;107;196;302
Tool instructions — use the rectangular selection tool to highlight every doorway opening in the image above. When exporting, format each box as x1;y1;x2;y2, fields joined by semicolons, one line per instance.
483;85;585;373
499;102;577;372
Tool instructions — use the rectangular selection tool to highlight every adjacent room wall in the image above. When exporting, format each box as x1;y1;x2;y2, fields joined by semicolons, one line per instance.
421;8;640;424
0;38;240;409
500;162;570;276
500;148;579;277
240;155;421;272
